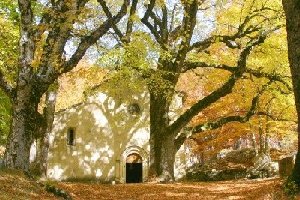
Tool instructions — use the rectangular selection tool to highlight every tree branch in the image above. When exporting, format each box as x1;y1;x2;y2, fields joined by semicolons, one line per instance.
182;61;292;91
141;0;165;48
182;61;235;73
161;4;168;42
98;0;124;40
174;81;272;150
168;34;267;138
189;6;283;52
125;0;138;41
16;0;40;101
246;68;292;91
98;0;137;43
256;111;297;123
37;0;89;85
173;0;198;69
62;0;129;74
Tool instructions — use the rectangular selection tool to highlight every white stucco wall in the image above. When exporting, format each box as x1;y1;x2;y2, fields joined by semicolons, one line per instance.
47;83;191;182
47;83;150;181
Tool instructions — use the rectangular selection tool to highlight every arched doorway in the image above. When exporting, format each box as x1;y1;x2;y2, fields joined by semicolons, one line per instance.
119;145;149;183
126;153;142;183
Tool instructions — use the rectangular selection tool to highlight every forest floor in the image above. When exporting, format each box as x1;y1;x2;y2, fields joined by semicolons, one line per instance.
0;169;57;200
0;170;299;200
57;178;298;200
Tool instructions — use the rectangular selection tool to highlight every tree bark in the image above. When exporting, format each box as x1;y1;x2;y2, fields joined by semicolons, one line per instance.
149;91;173;180
282;0;300;186
159;133;176;181
4;0;37;171
4;85;39;171
39;86;57;177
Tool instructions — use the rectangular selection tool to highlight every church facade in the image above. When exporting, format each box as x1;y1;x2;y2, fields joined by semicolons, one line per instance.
46;80;192;183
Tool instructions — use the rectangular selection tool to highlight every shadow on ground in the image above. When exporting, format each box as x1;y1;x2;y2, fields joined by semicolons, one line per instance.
57;178;299;200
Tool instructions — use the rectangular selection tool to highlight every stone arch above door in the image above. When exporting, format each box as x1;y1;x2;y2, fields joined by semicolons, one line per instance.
119;145;149;183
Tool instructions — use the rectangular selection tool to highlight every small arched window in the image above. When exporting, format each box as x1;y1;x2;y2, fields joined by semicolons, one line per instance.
67;128;75;146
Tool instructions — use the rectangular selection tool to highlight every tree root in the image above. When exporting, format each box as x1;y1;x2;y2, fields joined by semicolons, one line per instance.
44;183;72;200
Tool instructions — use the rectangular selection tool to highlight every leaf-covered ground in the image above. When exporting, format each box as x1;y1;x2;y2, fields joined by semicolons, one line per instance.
58;178;298;200
0;170;57;200
0;171;299;200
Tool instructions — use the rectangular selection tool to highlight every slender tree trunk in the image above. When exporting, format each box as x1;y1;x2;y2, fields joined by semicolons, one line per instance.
251;133;258;155
282;0;300;186
250;123;258;155
264;117;270;155
39;86;57;177
264;134;270;154
258;119;264;154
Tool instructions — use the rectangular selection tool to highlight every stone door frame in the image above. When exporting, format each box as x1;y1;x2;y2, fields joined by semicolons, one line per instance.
119;145;149;183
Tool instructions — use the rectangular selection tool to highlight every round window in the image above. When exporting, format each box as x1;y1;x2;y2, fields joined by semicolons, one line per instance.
127;103;141;115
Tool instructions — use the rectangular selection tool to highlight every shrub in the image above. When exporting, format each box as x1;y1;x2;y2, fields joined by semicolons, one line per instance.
283;178;299;199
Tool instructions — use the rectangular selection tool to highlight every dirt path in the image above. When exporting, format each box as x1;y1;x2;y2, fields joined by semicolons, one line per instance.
58;178;297;200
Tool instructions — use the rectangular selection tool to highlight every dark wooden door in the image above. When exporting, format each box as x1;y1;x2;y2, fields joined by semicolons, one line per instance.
126;163;142;183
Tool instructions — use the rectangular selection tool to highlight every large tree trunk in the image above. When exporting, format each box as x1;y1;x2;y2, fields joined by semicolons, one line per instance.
159;133;176;181
149;90;176;181
149;131;176;182
148;126;161;178
3;0;38;172
4;84;40;171
282;0;300;186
